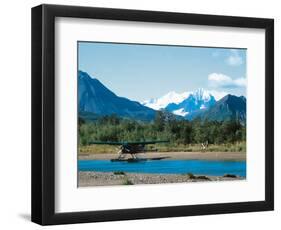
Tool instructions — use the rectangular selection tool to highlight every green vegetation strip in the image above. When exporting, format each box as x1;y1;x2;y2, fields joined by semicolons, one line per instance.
79;111;246;152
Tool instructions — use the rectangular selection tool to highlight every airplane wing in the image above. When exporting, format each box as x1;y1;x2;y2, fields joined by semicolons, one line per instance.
124;140;169;145
89;141;124;145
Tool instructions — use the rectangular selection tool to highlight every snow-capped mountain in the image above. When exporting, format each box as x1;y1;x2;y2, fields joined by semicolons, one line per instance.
187;94;246;123
143;88;217;117
142;91;190;110
166;88;216;116
78;70;245;123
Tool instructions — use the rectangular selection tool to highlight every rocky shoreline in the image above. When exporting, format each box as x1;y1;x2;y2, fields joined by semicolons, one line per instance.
78;171;245;187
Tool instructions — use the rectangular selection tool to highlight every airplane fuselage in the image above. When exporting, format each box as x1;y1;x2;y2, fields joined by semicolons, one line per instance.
89;140;168;160
121;144;145;154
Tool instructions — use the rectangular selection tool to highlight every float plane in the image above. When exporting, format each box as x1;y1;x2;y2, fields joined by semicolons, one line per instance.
89;140;169;162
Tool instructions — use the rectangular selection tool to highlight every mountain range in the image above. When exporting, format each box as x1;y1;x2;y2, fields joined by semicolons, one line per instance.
78;71;155;121
78;70;246;123
142;88;246;123
185;94;246;123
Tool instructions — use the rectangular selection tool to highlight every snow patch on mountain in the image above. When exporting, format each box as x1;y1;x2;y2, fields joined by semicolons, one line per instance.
142;91;190;110
143;88;228;111
193;88;211;101
172;108;189;116
200;104;206;109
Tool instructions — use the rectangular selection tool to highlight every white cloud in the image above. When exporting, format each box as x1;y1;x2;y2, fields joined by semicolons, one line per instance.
208;73;246;89
226;49;243;66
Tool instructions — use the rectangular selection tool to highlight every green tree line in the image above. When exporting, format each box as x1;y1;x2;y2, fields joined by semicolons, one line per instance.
79;111;246;147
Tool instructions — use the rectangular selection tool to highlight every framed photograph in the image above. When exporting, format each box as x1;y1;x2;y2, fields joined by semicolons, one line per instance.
31;4;274;225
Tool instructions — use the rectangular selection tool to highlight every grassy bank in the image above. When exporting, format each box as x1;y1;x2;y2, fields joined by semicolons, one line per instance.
79;141;246;154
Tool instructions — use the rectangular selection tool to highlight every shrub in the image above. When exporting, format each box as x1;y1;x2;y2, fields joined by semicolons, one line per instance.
122;178;133;185
186;173;196;179
223;174;237;178
113;171;125;175
196;175;210;180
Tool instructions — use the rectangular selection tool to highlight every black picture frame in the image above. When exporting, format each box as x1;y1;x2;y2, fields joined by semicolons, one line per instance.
31;4;274;225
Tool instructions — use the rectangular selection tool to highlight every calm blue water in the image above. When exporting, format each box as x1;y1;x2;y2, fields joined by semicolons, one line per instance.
78;159;246;177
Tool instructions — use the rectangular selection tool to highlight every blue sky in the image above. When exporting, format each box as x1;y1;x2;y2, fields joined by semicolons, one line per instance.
78;42;246;102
